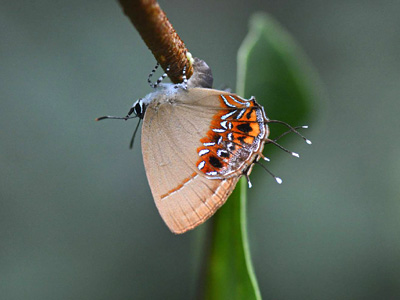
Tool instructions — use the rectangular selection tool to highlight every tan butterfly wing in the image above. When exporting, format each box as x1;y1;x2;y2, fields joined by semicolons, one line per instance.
141;88;239;234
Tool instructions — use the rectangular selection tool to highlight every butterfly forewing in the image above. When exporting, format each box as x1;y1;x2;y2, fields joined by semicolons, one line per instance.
141;88;240;233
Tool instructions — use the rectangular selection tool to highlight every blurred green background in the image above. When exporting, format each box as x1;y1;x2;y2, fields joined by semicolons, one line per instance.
1;1;399;299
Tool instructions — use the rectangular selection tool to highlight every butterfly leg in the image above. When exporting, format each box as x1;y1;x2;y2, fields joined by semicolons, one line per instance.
173;65;188;90
147;63;170;88
181;65;188;89
147;63;159;87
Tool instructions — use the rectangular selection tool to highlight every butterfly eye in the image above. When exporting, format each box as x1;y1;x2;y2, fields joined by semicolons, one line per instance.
134;102;141;115
134;100;146;119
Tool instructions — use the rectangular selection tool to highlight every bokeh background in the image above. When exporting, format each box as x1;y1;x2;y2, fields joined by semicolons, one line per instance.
1;0;399;299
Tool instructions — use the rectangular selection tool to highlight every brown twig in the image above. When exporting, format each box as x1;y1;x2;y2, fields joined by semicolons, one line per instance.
118;0;193;83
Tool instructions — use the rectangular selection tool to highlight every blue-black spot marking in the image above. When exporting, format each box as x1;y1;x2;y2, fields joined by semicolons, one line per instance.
237;123;253;133
246;109;253;119
209;156;223;169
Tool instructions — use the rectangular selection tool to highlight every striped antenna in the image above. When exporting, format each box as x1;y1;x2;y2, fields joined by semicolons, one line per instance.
95;116;136;121
129;119;142;149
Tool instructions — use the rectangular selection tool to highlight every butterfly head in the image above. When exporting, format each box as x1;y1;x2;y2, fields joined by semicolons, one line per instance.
131;98;146;120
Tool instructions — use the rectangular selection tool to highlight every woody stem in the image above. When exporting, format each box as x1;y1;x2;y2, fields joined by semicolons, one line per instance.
118;0;193;83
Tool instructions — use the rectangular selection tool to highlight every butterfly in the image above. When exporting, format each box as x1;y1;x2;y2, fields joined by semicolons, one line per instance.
97;58;310;234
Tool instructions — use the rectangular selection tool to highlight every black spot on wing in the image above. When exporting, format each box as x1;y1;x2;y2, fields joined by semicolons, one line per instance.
218;150;229;158
237;123;253;133
227;142;236;152
209;156;223;169
237;136;246;144
246;109;253;119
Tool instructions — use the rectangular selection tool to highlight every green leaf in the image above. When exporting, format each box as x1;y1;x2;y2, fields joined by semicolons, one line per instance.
238;13;318;130
203;13;318;299
203;178;260;300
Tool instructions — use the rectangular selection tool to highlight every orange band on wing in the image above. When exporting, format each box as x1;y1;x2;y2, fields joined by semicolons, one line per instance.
161;172;198;200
